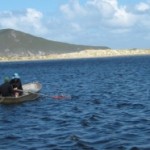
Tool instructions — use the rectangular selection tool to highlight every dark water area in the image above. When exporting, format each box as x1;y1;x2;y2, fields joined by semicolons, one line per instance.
0;56;150;150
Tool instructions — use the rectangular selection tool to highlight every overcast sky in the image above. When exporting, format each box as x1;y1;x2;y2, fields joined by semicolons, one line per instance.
0;0;150;49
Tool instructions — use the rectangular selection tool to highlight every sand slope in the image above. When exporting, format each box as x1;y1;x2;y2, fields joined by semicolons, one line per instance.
0;49;150;62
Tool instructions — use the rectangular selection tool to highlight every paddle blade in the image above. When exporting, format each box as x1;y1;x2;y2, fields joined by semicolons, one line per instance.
51;94;71;100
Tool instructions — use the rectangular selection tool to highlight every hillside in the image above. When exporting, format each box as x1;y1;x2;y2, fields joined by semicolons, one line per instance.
0;29;110;56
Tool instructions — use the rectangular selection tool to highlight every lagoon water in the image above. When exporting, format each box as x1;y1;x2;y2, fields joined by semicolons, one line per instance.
0;56;150;150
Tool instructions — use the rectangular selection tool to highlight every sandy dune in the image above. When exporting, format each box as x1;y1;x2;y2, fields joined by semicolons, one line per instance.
0;49;150;62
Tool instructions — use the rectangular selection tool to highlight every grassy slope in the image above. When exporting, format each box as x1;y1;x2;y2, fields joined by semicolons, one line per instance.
0;29;109;56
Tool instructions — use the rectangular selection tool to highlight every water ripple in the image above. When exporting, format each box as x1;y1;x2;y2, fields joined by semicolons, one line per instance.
1;56;150;150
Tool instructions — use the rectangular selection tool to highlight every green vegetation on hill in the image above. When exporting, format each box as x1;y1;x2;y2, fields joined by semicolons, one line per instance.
0;28;110;56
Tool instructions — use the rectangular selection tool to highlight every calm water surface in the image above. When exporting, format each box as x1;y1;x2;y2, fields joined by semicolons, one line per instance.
0;56;150;150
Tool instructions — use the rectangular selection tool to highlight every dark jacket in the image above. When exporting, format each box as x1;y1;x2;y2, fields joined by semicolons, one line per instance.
10;78;23;89
0;82;13;97
10;78;23;96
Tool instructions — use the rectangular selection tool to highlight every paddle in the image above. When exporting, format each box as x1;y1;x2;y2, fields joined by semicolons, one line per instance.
16;89;71;100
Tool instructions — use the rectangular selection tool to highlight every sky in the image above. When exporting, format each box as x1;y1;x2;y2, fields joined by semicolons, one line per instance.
0;0;150;49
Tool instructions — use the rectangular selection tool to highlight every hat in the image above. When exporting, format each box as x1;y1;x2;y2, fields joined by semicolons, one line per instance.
12;73;20;79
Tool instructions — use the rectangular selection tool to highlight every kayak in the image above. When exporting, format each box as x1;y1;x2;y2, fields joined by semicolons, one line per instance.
0;82;42;104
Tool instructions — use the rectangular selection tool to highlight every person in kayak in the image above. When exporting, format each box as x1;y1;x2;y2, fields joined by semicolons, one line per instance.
10;73;23;97
0;77;13;97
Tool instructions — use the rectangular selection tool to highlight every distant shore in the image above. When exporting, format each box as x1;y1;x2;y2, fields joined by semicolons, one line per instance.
0;49;150;62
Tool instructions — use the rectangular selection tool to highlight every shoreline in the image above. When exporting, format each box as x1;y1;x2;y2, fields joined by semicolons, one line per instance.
0;49;150;62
